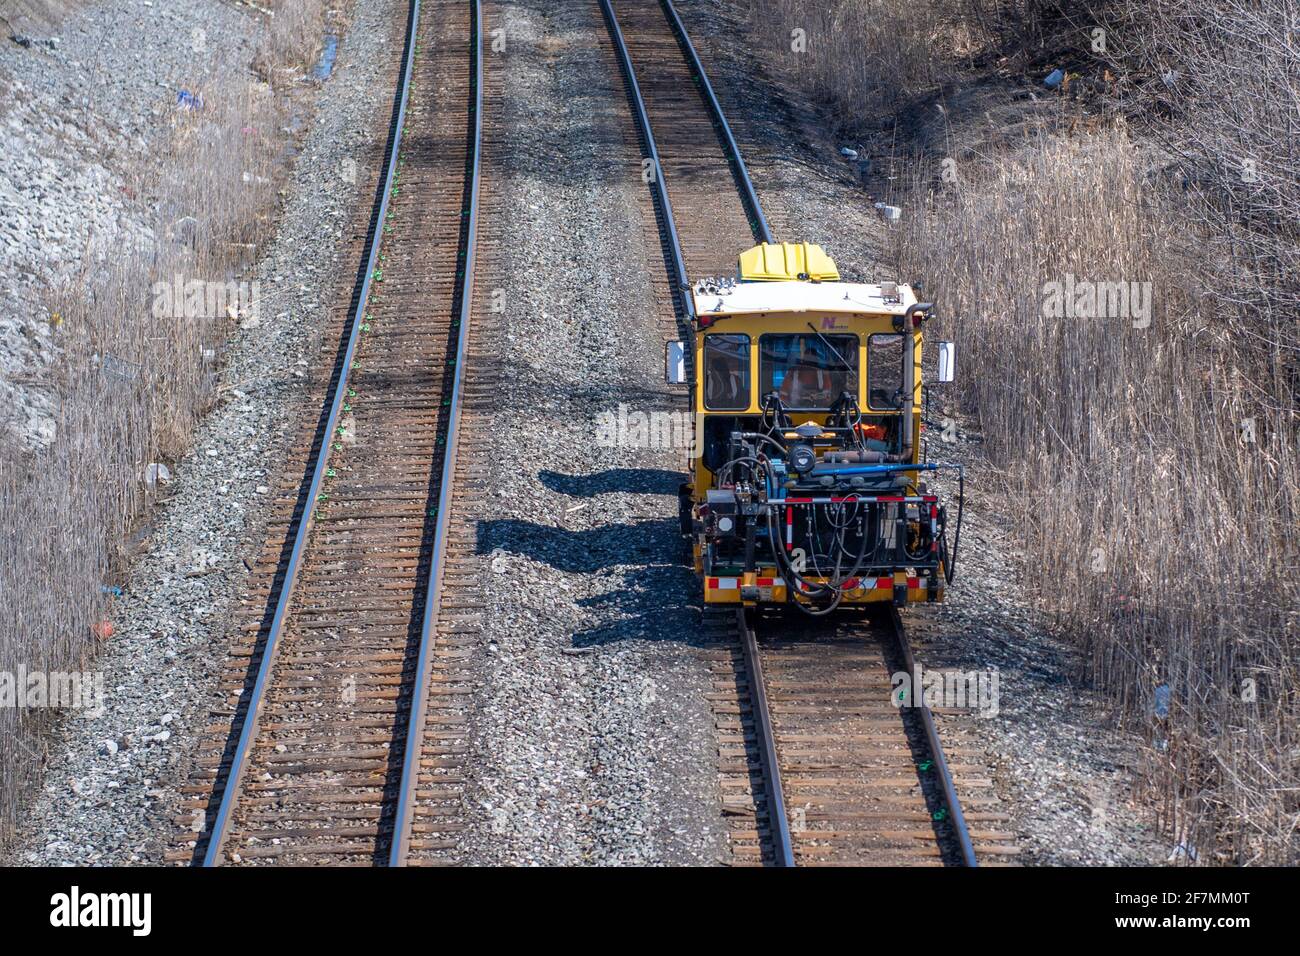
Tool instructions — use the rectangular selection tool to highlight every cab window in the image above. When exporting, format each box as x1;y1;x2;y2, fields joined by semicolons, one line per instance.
703;334;750;410
759;333;858;410
868;333;905;409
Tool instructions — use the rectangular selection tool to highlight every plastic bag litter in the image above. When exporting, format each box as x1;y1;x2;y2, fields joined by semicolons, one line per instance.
145;463;172;487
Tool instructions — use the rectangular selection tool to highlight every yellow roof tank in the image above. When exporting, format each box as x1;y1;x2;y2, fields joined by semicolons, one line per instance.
737;242;839;282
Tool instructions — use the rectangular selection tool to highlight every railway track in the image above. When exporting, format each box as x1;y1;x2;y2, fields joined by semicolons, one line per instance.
601;0;771;288
159;0;1014;869
170;0;487;866
603;0;1017;866
709;609;1019;865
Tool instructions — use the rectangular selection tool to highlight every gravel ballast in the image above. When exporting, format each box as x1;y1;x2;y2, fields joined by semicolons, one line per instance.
8;0;1171;868
448;0;725;865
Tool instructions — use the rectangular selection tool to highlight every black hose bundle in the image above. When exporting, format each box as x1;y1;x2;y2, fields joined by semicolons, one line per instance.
939;469;964;585
765;495;874;616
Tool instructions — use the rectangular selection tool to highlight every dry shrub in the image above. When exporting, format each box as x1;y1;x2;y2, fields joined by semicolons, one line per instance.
752;0;1107;126
894;125;1299;863
1102;0;1300;354
0;8;325;853
752;0;956;118
252;0;332;86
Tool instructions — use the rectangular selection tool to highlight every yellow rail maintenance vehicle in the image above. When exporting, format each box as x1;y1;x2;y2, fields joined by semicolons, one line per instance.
666;242;964;615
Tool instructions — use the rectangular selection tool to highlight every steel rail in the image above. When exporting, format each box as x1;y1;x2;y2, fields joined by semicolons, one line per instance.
738;612;797;866
886;606;979;867
601;0;775;321
601;0;792;864
388;0;483;868
599;0;696;323
657;0;773;245
200;0;423;866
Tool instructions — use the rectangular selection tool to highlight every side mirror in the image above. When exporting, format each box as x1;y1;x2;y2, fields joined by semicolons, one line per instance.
937;341;955;383
665;341;687;385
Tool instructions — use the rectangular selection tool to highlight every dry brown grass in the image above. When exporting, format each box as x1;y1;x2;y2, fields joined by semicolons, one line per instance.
760;0;948;116
895;128;1298;863
1103;0;1300;345
758;0;1299;862
252;0;333;87
748;0;1102;125
0;0;330;855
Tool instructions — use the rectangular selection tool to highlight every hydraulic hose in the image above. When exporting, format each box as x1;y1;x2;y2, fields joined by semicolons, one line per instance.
944;469;964;584
765;500;873;616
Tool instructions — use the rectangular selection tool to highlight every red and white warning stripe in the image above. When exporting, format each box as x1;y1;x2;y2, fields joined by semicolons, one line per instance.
705;575;929;592
706;577;786;590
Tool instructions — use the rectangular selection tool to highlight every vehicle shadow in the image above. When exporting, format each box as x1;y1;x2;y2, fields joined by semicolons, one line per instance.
537;467;682;498
477;464;701;649
476;515;679;574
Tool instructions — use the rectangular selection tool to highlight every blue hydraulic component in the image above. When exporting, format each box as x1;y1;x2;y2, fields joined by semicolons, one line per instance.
810;462;938;478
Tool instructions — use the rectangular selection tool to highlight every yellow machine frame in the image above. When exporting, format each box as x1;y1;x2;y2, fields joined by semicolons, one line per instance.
681;243;944;609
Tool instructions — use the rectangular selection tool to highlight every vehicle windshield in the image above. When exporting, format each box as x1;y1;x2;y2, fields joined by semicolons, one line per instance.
759;333;858;410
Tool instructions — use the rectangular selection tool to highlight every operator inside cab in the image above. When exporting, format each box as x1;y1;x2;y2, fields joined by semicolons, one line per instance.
763;334;857;410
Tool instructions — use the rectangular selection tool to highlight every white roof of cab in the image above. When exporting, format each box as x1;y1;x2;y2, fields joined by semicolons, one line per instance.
690;280;919;317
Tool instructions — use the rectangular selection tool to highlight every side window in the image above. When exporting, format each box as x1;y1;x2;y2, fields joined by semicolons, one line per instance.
703;334;750;411
868;333;905;410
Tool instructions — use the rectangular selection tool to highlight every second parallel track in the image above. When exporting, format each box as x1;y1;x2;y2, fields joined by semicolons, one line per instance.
172;0;484;867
